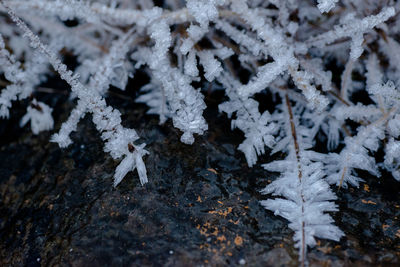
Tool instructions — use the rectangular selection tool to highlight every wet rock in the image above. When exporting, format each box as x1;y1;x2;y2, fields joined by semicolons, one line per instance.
0;92;399;266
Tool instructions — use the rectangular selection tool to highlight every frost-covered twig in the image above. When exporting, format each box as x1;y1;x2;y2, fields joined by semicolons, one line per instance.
3;3;148;186
261;94;343;266
219;72;276;167
308;7;395;59
0;32;46;118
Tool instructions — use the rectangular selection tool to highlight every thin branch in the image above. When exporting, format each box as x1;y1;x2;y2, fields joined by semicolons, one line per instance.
285;93;306;267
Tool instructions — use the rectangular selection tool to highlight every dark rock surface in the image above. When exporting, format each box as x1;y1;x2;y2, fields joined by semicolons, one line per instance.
0;90;399;267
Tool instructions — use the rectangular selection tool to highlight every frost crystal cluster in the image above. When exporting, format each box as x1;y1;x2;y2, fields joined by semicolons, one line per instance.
0;0;399;264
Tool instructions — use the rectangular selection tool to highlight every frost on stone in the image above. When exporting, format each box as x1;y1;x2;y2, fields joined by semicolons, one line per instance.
1;0;400;265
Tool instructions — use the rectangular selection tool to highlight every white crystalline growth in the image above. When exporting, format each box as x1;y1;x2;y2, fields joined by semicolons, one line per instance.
20;99;54;135
186;0;226;27
261;98;343;263
114;144;149;186
317;0;338;13
261;161;344;256
308;7;395;60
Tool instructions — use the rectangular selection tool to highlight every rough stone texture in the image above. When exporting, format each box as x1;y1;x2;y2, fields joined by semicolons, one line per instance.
0;88;399;267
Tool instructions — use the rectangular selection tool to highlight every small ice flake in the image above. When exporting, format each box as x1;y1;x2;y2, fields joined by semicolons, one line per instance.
20;99;54;135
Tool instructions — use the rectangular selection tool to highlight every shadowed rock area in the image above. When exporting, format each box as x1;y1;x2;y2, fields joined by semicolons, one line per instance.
0;90;399;267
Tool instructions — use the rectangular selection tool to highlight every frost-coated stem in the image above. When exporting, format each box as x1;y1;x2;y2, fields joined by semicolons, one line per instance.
3;1;148;186
285;93;306;267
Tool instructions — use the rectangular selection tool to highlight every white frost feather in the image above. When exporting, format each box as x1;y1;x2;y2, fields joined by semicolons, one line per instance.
20;99;54;134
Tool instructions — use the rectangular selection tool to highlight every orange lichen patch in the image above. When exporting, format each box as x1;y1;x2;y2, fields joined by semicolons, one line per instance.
363;184;370;192
199;244;209;249
217;235;227;242
382;224;390;231
197;220;243;257
208;207;233;217
278;243;284;248
234;235;243;246
110;211;120;217
197;195;202;202
228;219;240;225
211;228;219;236
334;245;341;250
396;230;400;238
199;224;207;233
199;222;213;236
207;168;218;174
361;199;377;205
196;199;249;257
